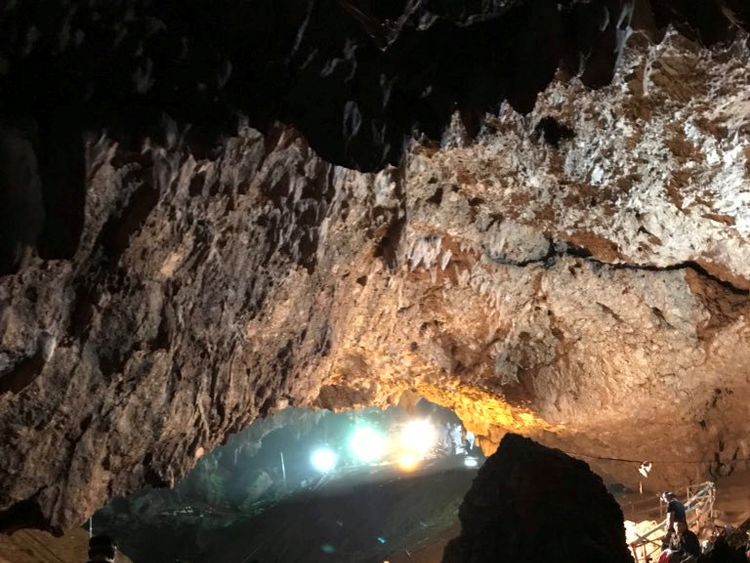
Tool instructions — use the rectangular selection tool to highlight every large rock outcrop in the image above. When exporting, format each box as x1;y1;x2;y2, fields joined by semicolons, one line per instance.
319;30;750;490
2;1;750;532
442;433;634;563
2;1;750;274
0;125;390;530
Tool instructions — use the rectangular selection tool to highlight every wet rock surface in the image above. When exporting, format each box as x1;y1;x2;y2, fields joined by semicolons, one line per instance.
442;433;634;563
2;1;750;533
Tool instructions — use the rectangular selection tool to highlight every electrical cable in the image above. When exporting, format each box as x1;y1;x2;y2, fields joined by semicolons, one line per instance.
560;450;750;465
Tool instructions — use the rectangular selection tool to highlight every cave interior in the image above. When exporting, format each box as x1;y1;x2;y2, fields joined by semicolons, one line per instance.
2;0;750;562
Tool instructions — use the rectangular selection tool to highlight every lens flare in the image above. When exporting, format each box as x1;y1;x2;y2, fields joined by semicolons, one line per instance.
310;447;337;473
400;419;437;457
349;426;387;463
464;456;479;468
397;453;420;472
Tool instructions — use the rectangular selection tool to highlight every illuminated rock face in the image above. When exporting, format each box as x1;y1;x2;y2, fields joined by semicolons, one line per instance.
0;126;390;530
2;24;750;531
322;32;750;490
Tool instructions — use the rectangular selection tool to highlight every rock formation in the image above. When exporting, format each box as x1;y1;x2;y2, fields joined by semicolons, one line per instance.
442;433;634;563
318;29;750;491
2;0;750;275
2;0;750;532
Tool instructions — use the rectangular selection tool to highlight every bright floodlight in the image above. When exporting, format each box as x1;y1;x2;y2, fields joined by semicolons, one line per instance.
349;426;386;463
464;456;479;468
310;447;337;473
400;419;437;457
397;453;420;472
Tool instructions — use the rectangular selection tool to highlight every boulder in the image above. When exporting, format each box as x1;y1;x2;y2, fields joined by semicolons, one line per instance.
443;433;634;563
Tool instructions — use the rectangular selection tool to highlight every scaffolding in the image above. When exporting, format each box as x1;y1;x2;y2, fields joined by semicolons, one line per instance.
628;481;716;563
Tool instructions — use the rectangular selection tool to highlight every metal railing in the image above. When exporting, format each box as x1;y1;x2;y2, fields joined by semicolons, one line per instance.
629;482;716;563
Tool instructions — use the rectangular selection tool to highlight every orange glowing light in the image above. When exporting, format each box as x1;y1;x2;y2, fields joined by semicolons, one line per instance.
397;453;420;472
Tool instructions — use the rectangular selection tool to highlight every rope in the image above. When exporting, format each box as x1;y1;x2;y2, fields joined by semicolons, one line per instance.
561;450;750;466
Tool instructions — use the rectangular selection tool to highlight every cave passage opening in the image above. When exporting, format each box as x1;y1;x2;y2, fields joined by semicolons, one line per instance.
90;398;485;563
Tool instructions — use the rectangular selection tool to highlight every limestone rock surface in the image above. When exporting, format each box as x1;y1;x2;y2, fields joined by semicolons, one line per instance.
320;31;750;490
0;125;391;529
2;20;750;531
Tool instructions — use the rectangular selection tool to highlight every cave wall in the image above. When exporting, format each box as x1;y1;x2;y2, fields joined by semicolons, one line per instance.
321;31;750;489
0;125;399;529
1;1;750;531
0;0;643;277
2;0;748;276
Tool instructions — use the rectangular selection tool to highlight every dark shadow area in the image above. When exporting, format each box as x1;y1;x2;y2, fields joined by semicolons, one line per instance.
100;462;476;563
1;0;744;182
0;499;48;535
93;400;484;562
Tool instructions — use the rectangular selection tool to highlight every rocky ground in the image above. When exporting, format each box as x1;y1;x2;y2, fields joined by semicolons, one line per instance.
0;527;132;563
93;459;475;563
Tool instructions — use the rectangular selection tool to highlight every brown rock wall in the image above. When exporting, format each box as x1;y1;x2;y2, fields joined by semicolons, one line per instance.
2;31;750;529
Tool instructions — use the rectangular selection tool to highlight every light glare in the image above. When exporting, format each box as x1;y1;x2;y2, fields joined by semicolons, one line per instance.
310;447;337;473
396;453;420;472
464;456;479;468
400;419;437;456
349;426;386;463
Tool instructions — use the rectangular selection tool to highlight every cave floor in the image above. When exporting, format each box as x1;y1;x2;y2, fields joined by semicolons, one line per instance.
0;526;133;563
99;456;478;563
397;472;750;562
3;466;749;563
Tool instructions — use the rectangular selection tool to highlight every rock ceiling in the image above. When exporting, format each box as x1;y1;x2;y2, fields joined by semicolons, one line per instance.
1;0;750;532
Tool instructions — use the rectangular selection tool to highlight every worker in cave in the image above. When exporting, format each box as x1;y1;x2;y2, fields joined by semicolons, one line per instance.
450;423;463;455
465;429;475;452
665;521;701;562
661;491;687;548
440;422;452;455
